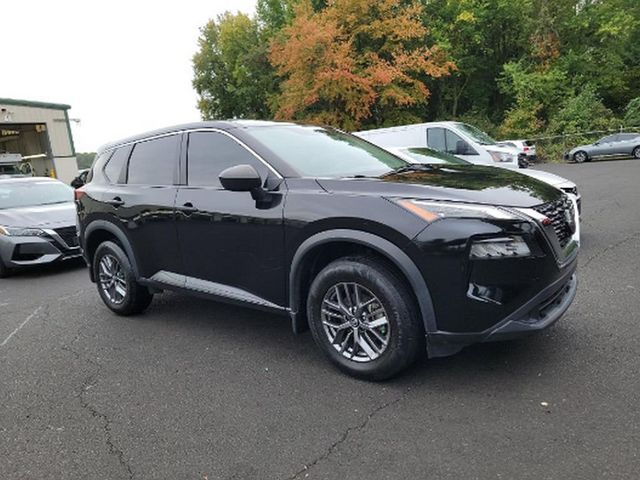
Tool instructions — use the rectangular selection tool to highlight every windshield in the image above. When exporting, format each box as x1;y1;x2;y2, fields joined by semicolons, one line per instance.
246;125;408;177
456;123;497;145
398;147;470;165
0;181;73;209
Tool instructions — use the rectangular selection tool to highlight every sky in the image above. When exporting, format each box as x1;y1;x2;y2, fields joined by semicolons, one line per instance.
2;0;257;152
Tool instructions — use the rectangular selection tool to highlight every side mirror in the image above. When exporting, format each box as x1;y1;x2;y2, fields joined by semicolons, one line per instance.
219;164;263;192
70;176;85;189
456;140;470;155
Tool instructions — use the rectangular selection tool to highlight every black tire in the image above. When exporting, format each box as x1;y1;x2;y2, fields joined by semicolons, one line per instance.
633;146;640;159
573;151;588;163
0;258;11;278
307;256;423;380
93;241;153;315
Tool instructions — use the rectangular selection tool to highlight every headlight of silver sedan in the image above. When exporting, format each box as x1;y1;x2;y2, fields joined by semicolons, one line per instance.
0;226;48;236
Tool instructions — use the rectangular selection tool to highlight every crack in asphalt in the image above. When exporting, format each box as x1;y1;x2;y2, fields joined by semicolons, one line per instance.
61;331;134;479
287;387;412;479
581;231;640;269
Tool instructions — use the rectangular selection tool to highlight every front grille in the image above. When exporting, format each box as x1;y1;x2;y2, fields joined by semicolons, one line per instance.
54;226;79;248
533;195;574;248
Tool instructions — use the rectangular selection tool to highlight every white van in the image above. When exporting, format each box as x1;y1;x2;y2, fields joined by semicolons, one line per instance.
354;122;581;212
355;121;521;168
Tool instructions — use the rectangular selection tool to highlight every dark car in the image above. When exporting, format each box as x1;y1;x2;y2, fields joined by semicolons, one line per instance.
0;177;82;277
76;121;579;379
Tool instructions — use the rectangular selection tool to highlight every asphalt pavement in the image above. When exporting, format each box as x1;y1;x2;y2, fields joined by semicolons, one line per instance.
1;159;639;479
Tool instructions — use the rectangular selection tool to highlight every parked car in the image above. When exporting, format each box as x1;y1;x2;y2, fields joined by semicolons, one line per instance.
0;177;82;277
565;132;640;163
498;139;537;163
389;146;581;213
358;125;582;212
355;121;523;168
77;121;579;380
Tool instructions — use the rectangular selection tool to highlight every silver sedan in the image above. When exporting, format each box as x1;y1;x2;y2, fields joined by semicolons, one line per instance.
0;177;81;277
565;133;640;163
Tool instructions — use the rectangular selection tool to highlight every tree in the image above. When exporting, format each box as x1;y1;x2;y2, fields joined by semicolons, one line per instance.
269;0;454;130
623;97;640;127
193;12;273;119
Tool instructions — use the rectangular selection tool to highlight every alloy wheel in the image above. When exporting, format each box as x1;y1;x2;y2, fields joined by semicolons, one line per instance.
321;282;390;363
98;254;127;304
574;152;587;163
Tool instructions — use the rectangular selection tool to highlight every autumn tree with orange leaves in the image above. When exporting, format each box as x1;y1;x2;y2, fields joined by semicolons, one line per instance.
268;0;455;130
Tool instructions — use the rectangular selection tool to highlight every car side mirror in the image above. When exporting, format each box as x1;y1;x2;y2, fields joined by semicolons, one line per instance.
71;176;85;189
219;164;262;192
456;140;470;155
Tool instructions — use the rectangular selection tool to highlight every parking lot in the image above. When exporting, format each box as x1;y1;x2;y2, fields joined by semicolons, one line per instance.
1;159;639;479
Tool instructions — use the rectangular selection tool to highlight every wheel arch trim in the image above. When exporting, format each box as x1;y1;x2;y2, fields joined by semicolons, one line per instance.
289;229;437;334
84;220;140;281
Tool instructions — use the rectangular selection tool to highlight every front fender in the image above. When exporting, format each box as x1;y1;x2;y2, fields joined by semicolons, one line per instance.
288;229;437;335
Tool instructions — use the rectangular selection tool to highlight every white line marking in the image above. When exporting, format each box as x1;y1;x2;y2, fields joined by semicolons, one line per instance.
0;302;9;307
1;306;43;347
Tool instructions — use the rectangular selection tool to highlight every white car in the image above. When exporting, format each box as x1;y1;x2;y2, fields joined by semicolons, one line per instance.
355;122;580;212
498;139;537;164
388;146;581;214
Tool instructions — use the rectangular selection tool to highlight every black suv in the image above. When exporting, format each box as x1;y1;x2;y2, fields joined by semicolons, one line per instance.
77;121;579;379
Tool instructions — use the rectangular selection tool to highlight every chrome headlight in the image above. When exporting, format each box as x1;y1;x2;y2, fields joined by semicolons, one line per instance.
395;199;519;223
0;226;47;236
487;150;515;163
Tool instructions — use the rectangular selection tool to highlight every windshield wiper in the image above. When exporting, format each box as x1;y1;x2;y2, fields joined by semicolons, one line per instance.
381;164;435;177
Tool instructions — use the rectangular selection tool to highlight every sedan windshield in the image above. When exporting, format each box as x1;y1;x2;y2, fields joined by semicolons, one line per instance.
246;125;407;177
398;147;470;165
456;123;497;146
0;181;73;209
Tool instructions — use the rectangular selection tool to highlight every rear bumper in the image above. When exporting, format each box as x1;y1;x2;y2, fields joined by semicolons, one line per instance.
0;234;82;269
426;265;578;358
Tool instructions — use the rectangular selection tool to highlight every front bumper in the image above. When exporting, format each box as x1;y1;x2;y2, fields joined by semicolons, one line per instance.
0;231;82;270
426;266;577;358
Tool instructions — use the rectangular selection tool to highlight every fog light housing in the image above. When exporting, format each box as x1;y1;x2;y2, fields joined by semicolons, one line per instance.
470;236;531;259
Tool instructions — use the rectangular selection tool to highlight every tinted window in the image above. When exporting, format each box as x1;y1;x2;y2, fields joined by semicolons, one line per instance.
245;126;406;178
187;132;266;187
103;150;126;183
426;128;446;151
445;129;466;154
127;135;179;185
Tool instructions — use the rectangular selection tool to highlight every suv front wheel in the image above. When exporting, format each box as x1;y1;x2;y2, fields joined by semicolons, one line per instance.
307;256;423;380
93;241;153;315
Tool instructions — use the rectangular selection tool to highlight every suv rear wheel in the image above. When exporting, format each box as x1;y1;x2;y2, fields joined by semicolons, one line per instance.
307;256;423;380
93;241;153;315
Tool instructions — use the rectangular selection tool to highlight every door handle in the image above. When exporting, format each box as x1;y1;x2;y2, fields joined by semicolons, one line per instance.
177;202;198;213
105;196;124;207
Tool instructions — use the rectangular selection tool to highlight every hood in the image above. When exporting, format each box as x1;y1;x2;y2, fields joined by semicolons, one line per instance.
317;165;561;208
516;169;575;188
0;201;77;229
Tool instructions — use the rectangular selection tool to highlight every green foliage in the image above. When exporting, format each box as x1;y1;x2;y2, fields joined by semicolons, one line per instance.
192;12;274;119
547;87;618;135
192;0;640;156
624;98;640;127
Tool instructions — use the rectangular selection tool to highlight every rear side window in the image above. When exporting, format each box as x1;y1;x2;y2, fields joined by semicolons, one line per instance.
187;131;266;187
127;135;180;185
103;148;127;183
426;128;446;151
